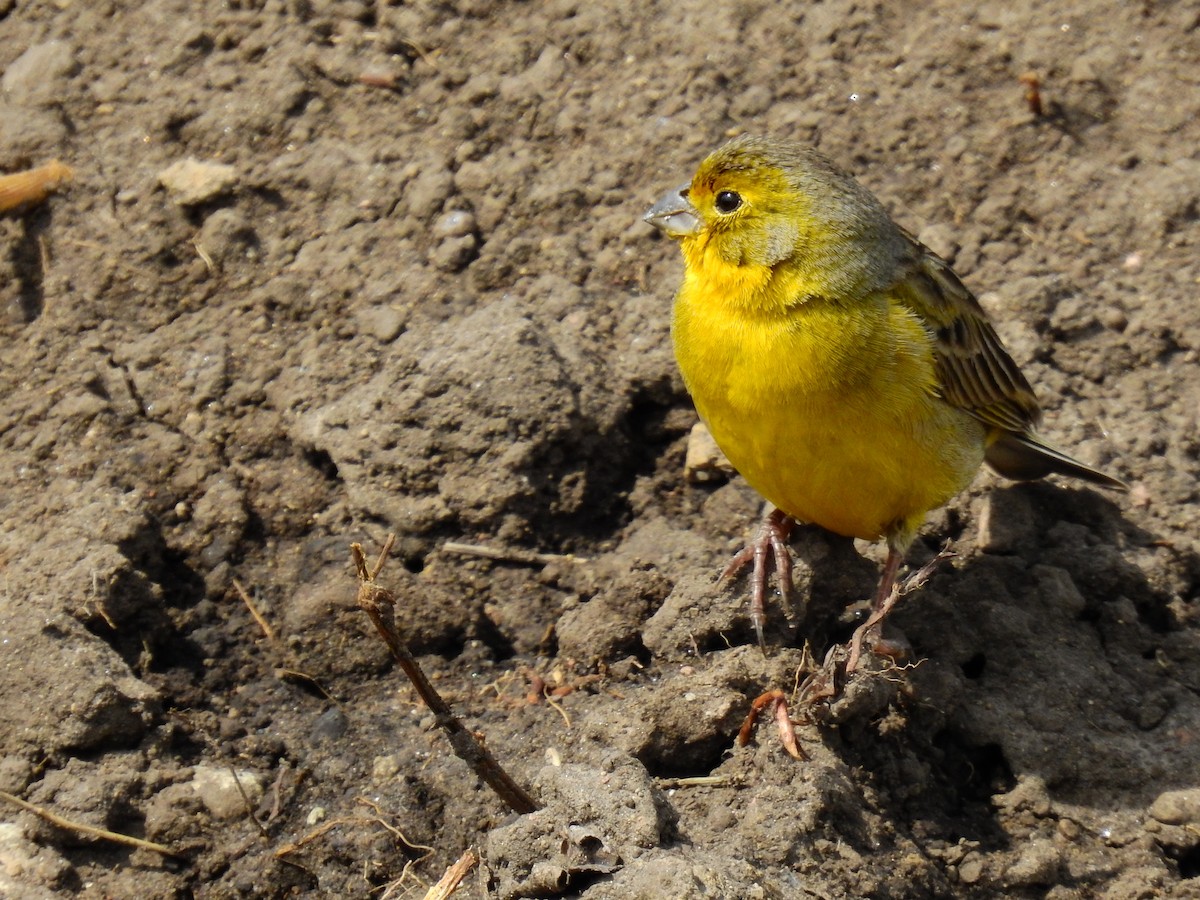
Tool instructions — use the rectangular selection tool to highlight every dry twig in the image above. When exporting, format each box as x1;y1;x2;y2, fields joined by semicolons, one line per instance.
233;577;276;642
353;535;539;815
0;160;73;214
440;540;586;567
421;848;478;900
0;789;176;857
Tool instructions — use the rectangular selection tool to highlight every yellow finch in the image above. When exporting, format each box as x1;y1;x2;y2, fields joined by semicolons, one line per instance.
645;135;1125;659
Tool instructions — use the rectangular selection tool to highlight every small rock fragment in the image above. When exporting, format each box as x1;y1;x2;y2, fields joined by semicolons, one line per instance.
1149;787;1200;826
355;304;407;342
1;41;78;106
684;422;735;483
1001;838;1061;887
196;207;259;266
433;208;476;239
977;488;1035;553
958;851;986;884
158;158;238;206
191;765;263;819
430;210;479;272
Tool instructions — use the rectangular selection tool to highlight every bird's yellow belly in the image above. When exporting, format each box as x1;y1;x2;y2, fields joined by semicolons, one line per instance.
674;294;987;542
702;390;983;541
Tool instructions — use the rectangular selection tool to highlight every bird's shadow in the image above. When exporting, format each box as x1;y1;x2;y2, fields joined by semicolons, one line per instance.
806;479;1200;857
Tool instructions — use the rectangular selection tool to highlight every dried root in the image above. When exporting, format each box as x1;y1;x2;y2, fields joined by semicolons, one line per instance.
0;160;74;214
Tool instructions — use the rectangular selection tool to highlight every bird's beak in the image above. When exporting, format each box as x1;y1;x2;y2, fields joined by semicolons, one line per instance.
644;183;702;237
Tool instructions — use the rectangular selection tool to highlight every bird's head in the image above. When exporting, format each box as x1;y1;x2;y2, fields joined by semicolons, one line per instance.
645;135;907;300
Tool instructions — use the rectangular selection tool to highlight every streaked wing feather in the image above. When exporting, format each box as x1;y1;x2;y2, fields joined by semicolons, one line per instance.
893;232;1041;434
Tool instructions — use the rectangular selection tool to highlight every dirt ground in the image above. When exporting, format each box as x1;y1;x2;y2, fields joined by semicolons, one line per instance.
2;0;1199;897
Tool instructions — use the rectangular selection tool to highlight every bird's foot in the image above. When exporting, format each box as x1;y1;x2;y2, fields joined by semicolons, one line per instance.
737;689;806;759
720;508;796;649
846;543;956;673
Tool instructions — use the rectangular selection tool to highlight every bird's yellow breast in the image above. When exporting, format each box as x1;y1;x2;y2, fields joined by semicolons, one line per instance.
672;258;986;543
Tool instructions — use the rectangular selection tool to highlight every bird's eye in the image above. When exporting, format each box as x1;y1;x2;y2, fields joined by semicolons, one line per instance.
714;190;742;214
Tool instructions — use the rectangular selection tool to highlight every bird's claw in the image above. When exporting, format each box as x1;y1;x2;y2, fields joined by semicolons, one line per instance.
720;508;796;649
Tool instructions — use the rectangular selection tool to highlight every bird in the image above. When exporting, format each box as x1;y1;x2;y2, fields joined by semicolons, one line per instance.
644;134;1125;664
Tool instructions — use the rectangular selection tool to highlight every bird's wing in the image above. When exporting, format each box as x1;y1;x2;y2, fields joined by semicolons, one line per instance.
892;232;1042;434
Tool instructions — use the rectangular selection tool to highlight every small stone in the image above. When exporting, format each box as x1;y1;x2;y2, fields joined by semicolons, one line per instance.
958;851;985;884
372;754;402;781
191;765;263;819
309;707;349;745
1149;787;1200;826
977;488;1035;553
1099;306;1128;331
1;41;78;106
1002;839;1060;886
158;157;238;206
355;304;406;343
196;207;259;267
432;209;476;239
430;232;479;272
1057;818;1081;841
684;422;735;483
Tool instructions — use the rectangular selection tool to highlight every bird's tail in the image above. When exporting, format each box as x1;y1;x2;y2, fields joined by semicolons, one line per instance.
985;431;1127;491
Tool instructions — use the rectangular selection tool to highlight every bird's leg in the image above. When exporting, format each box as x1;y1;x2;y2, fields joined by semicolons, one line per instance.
846;545;904;673
846;542;956;673
720;507;795;649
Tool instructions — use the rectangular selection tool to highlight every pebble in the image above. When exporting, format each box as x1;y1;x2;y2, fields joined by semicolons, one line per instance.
308;707;349;745
432;208;476;239
1001;838;1061;886
957;851;985;884
197;207;259;267
372;754;402;781
191;765;263;819
2;41;78;106
355;304;407;343
1057;818;1081;841
430;232;479;272
158;157;238;206
977;488;1035;553
683;422;735;483
1099;306;1128;330
1148;787;1200;826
